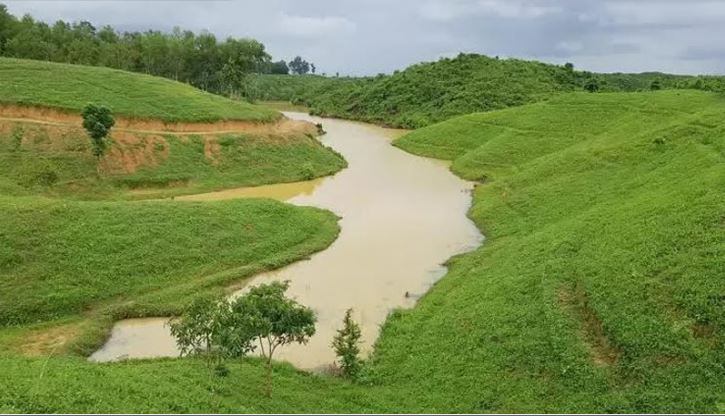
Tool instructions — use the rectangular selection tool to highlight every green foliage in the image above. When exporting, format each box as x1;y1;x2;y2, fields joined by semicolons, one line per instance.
288;56;312;75
0;7;272;96
584;77;600;92
332;308;363;379
168;295;229;362
228;281;316;396
81;104;115;158
651;79;663;90
270;60;289;75
0;58;279;123
250;54;705;128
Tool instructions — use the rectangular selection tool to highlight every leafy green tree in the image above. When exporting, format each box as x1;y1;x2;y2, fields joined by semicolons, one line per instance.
270;60;289;74
81;104;115;158
168;295;229;368
228;281;316;397
219;57;247;98
584;77;600;93
331;308;363;378
650;79;662;91
289;56;311;75
0;4;18;54
0;6;287;98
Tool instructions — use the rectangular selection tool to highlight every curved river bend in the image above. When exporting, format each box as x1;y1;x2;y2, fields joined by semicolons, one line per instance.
91;113;483;371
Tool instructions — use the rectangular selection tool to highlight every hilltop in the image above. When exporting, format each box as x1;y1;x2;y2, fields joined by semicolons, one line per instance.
0;58;278;123
249;54;704;128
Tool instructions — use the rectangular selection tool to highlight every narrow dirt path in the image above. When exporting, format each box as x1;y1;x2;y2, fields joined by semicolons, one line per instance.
0;105;317;137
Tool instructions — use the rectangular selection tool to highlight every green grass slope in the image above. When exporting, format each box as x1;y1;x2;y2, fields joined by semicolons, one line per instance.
0;122;346;199
387;90;724;412
0;58;278;123
0;197;340;328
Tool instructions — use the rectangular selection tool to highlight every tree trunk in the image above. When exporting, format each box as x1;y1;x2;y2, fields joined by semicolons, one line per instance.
265;357;272;398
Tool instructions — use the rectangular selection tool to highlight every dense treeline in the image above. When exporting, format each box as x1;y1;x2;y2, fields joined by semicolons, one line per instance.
0;4;316;97
250;54;725;128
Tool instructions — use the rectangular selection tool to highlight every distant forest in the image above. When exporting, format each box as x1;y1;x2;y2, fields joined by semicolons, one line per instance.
0;4;315;97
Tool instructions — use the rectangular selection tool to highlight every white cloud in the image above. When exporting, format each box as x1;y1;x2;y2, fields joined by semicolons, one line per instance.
277;13;356;38
602;0;725;26
556;41;584;54
420;0;561;21
477;0;561;19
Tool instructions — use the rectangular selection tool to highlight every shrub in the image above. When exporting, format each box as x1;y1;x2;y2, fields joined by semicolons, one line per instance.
81;104;115;158
332;308;363;379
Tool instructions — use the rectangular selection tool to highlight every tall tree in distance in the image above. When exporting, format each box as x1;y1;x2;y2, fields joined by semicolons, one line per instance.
288;56;311;75
0;6;272;97
270;60;289;74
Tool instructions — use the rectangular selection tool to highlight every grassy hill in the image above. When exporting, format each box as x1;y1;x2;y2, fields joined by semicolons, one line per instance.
0;57;346;366
0;58;279;123
390;90;724;411
0;196;339;345
249;54;695;128
1;90;721;413
0;59;346;199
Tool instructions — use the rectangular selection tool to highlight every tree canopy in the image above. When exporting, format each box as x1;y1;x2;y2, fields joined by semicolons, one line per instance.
0;5;312;96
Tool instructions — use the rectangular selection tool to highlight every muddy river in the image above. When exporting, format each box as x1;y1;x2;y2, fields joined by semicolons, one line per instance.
90;113;483;371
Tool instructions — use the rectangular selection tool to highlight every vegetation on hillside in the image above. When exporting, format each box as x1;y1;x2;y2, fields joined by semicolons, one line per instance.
250;54;723;128
0;58;279;123
1;91;721;413
390;90;724;411
0;4;320;97
0;4;262;96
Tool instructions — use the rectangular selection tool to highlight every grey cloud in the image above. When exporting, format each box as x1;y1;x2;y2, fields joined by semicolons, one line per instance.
3;0;724;75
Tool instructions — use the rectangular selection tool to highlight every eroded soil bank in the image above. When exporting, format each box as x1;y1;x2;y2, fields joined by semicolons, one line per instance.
91;113;483;371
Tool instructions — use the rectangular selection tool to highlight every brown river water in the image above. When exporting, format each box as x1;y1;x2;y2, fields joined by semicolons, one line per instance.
90;112;483;371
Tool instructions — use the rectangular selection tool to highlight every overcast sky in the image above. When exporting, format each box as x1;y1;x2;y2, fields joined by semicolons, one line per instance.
4;0;724;76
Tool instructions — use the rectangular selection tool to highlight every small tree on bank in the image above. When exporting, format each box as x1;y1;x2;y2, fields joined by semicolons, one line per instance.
168;295;229;370
229;281;316;397
81;104;115;159
169;282;316;396
332;308;363;379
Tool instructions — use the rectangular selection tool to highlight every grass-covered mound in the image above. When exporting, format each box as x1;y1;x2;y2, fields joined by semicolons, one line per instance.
249;54;693;128
387;90;724;412
0;58;278;123
0;197;339;327
0;121;346;199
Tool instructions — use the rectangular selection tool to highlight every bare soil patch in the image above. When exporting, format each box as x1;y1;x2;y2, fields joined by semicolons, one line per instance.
558;283;623;367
